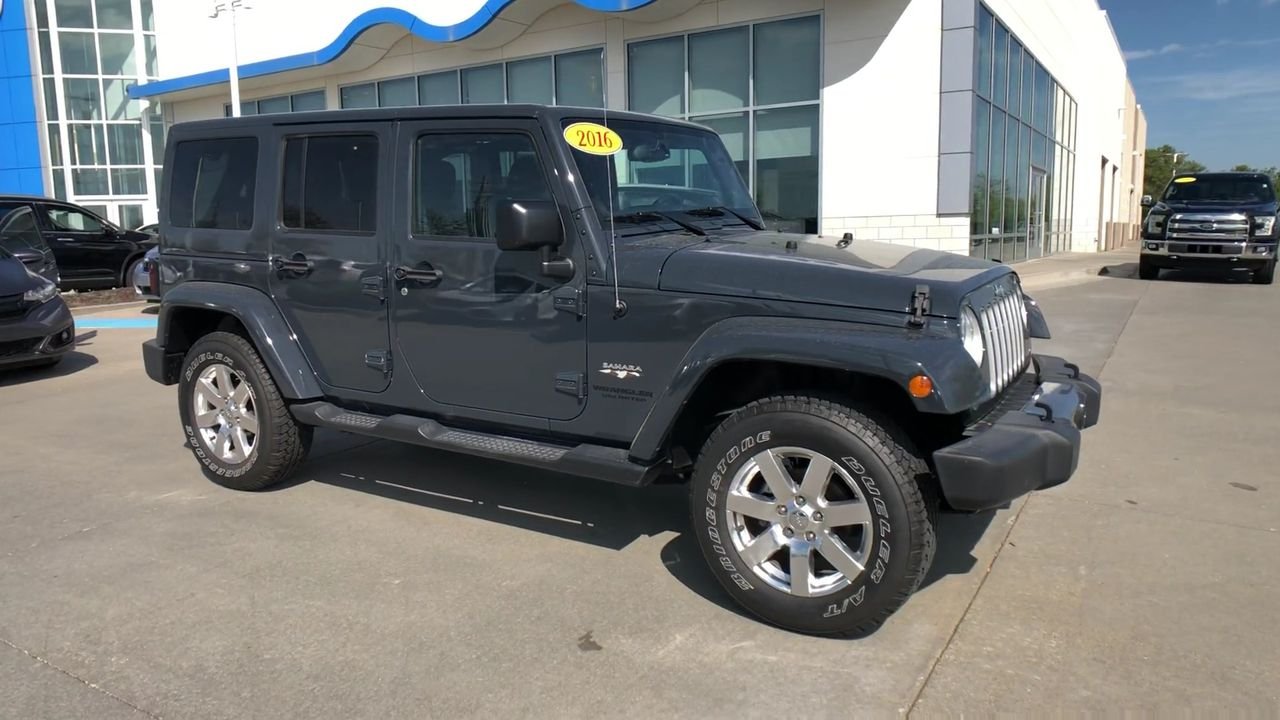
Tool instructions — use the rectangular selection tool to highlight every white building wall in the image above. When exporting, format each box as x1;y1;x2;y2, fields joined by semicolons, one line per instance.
151;0;1136;257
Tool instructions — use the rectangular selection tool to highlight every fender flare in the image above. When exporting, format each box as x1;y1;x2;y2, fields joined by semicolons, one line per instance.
628;316;986;462
157;281;323;399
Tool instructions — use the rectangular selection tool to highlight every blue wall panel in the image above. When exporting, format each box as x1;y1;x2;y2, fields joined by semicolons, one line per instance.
0;0;47;195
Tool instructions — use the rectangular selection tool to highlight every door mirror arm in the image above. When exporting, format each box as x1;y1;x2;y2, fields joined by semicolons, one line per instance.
540;246;575;281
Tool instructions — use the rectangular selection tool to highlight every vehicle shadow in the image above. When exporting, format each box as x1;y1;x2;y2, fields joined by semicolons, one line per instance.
1100;262;1258;284
0;350;98;386
292;433;999;630
295;436;688;551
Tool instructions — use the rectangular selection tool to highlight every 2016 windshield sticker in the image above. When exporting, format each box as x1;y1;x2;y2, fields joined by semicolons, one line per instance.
1174;177;1197;184
564;122;623;156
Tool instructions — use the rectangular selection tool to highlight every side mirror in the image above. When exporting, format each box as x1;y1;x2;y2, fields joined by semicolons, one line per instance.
495;200;563;252
1140;195;1154;208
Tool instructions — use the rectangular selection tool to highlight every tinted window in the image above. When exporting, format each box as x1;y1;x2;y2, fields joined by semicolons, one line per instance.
170;138;258;230
414;134;552;238
0;205;47;254
281;135;379;232
44;205;106;233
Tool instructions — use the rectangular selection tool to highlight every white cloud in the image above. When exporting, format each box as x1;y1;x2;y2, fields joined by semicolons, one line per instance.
1124;36;1280;61
1149;68;1280;100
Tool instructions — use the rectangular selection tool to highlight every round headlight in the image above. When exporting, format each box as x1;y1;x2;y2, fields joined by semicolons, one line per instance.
960;306;984;366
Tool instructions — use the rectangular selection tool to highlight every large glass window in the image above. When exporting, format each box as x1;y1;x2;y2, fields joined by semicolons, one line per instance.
282;136;379;233
59;32;98;74
227;90;327;116
627;16;822;233
507;57;553;105
169;138;258;230
413;133;551;238
689;28;748;113
554;50;604;108
54;0;93;28
971;5;1076;262
419;72;459;106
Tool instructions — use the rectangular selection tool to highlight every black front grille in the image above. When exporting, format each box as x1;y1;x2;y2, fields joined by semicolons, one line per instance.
0;294;25;319
0;337;41;358
965;370;1038;436
1169;243;1238;255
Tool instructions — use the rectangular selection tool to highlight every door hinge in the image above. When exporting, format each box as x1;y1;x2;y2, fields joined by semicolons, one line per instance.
552;286;586;318
365;350;392;375
361;275;386;301
554;371;587;399
908;284;931;327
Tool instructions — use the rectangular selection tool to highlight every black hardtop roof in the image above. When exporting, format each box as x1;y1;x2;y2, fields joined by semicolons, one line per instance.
169;103;710;134
1174;171;1274;181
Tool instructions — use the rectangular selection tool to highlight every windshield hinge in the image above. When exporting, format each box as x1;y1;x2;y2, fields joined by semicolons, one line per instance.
908;285;931;327
552;286;586;318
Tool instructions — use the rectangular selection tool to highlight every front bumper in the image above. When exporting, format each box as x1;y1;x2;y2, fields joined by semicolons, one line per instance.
933;354;1102;512
1141;238;1276;266
0;299;76;368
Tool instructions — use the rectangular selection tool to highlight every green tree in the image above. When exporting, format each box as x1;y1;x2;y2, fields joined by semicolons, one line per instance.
1143;145;1206;199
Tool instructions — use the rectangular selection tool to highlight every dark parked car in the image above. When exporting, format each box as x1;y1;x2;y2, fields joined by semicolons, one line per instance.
1140;172;1278;284
0;201;59;284
143;105;1100;637
0;245;75;370
0;196;156;290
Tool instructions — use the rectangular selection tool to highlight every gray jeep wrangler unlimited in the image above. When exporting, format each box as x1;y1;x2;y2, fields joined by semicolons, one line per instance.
142;105;1100;636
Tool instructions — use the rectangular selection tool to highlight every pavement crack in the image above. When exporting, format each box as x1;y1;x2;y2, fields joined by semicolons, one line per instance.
0;636;161;719
903;497;1031;718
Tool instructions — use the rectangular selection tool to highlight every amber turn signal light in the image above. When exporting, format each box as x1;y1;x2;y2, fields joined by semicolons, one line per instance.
908;375;934;399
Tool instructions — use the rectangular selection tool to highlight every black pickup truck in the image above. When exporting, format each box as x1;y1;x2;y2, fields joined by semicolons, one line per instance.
1141;172;1278;284
141;105;1101;636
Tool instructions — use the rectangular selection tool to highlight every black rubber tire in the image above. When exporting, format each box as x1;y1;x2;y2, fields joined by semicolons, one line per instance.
690;395;936;637
121;256;144;290
1254;261;1275;285
177;331;312;491
1138;257;1159;280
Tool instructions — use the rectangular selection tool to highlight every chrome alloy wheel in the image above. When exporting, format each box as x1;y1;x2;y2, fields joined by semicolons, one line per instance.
192;363;259;465
726;447;874;597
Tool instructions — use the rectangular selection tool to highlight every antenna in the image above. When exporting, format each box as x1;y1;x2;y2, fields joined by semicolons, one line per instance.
602;43;625;318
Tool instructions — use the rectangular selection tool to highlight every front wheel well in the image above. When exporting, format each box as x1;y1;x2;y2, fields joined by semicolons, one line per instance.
666;360;958;474
164;307;249;355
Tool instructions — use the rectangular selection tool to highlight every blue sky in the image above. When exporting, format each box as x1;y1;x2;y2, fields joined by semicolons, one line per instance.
1099;0;1280;170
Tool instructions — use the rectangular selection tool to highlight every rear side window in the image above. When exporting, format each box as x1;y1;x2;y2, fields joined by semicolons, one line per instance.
170;138;258;230
281;135;379;232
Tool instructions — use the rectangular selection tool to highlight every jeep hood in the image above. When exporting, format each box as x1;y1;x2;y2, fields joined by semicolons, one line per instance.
644;232;1012;318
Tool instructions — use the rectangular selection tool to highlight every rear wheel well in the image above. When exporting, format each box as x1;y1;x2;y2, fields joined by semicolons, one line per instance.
164;307;249;355
666;360;958;475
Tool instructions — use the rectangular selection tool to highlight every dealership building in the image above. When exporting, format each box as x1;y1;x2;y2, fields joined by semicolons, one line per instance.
1;0;1146;262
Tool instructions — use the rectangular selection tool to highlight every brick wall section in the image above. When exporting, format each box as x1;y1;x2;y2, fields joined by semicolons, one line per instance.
820;215;972;254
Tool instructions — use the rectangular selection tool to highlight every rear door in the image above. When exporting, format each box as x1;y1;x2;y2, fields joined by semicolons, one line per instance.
36;203;125;282
267;123;392;394
0;202;58;282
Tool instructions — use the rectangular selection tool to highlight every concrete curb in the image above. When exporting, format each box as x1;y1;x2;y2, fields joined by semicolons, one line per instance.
70;300;151;316
1019;260;1138;292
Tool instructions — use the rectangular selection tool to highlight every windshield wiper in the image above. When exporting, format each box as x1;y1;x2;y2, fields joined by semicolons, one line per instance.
612;211;706;236
684;206;766;231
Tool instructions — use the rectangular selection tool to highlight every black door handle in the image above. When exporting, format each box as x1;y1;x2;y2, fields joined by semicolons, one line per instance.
272;255;314;275
394;264;443;286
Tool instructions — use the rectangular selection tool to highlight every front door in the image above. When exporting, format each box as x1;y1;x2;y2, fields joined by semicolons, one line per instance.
36;202;126;282
392;120;587;421
267;124;392;394
1028;169;1048;260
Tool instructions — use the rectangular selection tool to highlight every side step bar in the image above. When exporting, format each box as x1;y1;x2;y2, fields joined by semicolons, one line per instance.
290;401;667;487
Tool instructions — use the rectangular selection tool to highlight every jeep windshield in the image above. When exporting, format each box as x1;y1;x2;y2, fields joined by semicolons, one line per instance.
1163;175;1277;204
563;118;762;236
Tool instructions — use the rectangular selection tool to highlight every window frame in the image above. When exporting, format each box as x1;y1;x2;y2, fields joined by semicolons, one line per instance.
408;128;557;244
276;131;382;237
337;45;606;110
623;12;824;231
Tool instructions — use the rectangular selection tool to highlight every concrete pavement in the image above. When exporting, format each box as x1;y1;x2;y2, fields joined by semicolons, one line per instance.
1;263;1276;718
